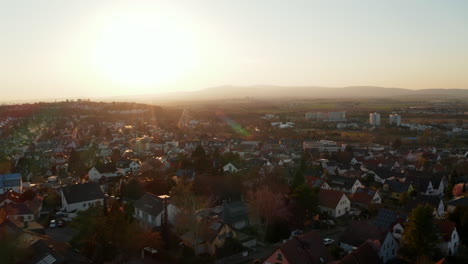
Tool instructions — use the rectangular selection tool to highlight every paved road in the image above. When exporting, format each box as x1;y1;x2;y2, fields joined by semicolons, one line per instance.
45;226;75;242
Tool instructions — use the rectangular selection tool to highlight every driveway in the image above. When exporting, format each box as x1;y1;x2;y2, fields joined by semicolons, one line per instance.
45;226;76;242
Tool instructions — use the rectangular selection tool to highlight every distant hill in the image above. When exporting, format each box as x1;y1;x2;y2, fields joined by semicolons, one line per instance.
103;85;468;103
170;86;468;100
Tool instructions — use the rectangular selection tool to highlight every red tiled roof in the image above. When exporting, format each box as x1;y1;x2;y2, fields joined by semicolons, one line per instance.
319;189;346;209
339;240;382;264
0;190;23;204
350;188;377;205
435;220;456;242
275;231;332;264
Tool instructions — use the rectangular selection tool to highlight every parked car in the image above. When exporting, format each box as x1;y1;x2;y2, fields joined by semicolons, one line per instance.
290;230;303;238
322;220;335;226
57;220;65;227
323;238;334;245
49;219;56;228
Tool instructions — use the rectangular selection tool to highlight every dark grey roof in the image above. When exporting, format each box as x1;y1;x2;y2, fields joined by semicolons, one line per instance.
134;192;164;217
222;201;249;226
1;203;33;215
328;175;358;190
386;180;411;193
405;175;431;192
447;197;468;207
61;183;105;204
404;194;442;212
374;208;408;230
340;221;387;247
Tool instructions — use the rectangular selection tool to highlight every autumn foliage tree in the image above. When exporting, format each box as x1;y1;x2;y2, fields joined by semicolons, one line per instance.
246;186;289;241
399;205;440;263
70;201;162;263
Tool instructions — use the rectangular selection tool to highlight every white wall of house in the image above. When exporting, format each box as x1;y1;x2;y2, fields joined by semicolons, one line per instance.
88;167;102;181
392;223;404;242
436;200;445;218
334;195;351;217
1;185;23;194
7;213;34;222
378;232;399;263
129;161;141;172
321;182;332;190
320;194;350;218
61;193;104;214
433;181;445;196
134;204;178;228
425;181;434;195
223;163;238;173
372;192;382;204
351;180;364;194
438;229;459;256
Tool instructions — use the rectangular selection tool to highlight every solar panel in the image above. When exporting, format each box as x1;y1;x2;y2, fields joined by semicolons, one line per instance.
37;254;57;264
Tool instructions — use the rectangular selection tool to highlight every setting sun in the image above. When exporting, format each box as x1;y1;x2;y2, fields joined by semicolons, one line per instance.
92;12;197;87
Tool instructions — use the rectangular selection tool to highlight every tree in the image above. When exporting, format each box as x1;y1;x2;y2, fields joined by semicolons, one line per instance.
111;149;121;164
399;191;408;206
448;205;468;244
43;191;60;210
291;169;305;189
171;182;211;240
191;145;206;159
392;138;402;149
70;202;162;263
246;186;289;241
399;205;440;262
291;184;319;226
215;237;246;259
121;179;144;200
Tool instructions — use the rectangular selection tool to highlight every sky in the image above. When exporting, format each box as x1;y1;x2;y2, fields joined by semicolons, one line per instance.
1;0;468;101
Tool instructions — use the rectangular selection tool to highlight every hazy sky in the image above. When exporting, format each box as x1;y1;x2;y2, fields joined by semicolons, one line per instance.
1;0;468;101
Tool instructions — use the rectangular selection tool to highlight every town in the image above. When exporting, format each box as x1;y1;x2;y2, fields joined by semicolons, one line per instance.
1;98;468;264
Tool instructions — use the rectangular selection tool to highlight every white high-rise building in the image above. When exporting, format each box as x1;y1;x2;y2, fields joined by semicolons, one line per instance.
329;111;346;121
369;112;381;126
389;113;401;126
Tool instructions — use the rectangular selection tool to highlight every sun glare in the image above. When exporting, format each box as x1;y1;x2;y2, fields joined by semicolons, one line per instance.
93;13;197;88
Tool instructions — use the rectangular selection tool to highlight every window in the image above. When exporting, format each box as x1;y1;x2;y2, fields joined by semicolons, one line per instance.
277;253;282;261
83;203;87;207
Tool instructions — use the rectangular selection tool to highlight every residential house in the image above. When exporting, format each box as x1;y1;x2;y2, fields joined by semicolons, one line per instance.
0;173;23;194
305;176;331;190
338;241;383;264
1;203;35;222
350;187;382;208
327;175;363;194
373;208;408;242
446;197;468;213
223;163;239;173
87;167;102;181
436;220;459;256
318;189;350;218
263;230;332;264
60;183;105;216
340;221;399;263
222;200;249;230
181;220;236;255
0;190;23;206
404;194;445;218
134;192;177;229
383;180;414;200
405;175;434;195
